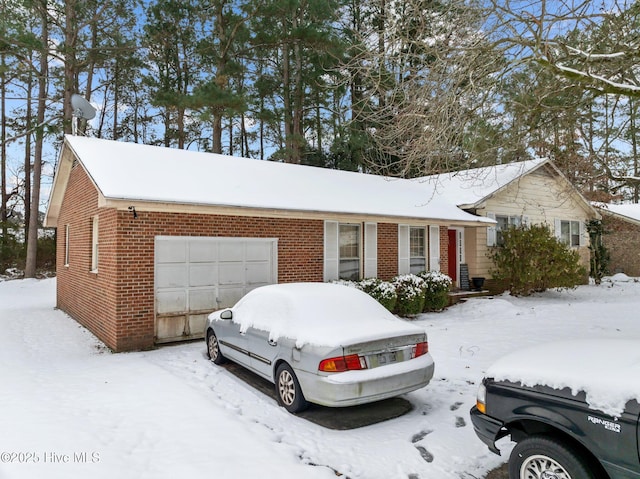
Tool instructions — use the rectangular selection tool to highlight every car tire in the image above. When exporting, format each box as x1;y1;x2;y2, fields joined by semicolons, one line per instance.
207;330;226;365
275;363;309;413
509;435;596;479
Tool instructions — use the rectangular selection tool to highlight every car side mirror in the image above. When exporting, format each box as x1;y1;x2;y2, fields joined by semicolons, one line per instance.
219;309;233;320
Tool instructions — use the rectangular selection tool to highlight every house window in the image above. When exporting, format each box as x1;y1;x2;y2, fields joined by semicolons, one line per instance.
409;227;426;274
495;215;521;246
91;216;99;272
324;221;376;281
339;223;360;280
559;220;581;247
64;225;70;266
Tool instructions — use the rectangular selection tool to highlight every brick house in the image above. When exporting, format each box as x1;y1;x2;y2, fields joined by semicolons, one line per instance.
44;135;493;352
595;203;640;277
423;159;599;291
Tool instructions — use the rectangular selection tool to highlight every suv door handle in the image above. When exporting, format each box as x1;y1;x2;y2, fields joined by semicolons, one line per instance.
268;339;277;347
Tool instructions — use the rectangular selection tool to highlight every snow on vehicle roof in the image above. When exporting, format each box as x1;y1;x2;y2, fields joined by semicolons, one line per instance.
223;282;426;348
487;339;640;418
62;135;493;225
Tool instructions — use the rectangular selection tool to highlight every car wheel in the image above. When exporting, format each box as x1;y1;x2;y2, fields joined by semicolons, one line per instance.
509;436;596;479
207;330;226;365
275;363;309;413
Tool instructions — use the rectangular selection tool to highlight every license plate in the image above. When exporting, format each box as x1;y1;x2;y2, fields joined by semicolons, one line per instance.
377;351;398;366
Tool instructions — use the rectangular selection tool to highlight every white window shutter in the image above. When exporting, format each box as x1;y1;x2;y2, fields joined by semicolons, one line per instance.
324;221;339;281
429;225;440;272
486;212;496;246
522;215;529;226
554;219;562;239
579;221;586;247
398;225;410;275
364;222;377;278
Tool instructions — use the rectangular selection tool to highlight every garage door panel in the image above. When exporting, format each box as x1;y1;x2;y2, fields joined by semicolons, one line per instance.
245;262;272;285
217;287;245;308
157;290;187;315
189;264;218;287
155;237;277;343
157;315;187;341
246;242;272;261
156;264;188;289
156;239;187;263
218;263;244;285
218;242;244;262
187;313;208;338
189;289;218;311
189;241;218;263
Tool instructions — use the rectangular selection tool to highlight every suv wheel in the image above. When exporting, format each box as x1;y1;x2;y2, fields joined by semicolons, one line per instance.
509;436;596;479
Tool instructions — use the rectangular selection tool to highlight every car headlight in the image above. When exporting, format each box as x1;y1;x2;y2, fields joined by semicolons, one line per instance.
476;383;487;414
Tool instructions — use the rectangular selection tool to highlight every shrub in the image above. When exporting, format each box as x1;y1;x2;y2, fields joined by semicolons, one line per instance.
489;224;587;296
392;274;426;316
418;271;452;311
586;219;609;285
359;278;397;312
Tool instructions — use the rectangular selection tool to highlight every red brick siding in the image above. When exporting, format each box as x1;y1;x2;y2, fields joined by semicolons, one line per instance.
377;223;398;280
56;166;458;352
56;165;119;349
602;215;640;277
439;226;449;274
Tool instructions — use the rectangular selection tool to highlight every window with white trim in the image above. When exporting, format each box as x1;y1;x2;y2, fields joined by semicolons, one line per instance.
409;227;426;274
339;223;360;280
91;216;99;272
557;220;581;247
64;225;70;266
487;214;524;247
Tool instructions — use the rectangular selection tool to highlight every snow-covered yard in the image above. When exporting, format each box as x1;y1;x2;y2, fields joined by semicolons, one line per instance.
1;277;639;479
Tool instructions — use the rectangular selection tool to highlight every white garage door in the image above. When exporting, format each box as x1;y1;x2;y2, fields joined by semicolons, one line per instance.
154;236;278;343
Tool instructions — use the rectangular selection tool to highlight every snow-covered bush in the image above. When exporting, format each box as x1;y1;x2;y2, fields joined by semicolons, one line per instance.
330;279;360;289
358;278;397;312
418;271;452;311
392;274;426;316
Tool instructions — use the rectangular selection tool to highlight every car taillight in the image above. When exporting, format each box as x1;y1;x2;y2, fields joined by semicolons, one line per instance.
412;341;429;358
318;354;366;372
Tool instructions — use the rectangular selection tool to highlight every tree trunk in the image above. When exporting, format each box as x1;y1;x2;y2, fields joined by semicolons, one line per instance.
25;1;49;278
1;53;7;269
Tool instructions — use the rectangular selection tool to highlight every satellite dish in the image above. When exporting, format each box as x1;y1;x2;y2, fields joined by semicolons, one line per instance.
71;94;96;120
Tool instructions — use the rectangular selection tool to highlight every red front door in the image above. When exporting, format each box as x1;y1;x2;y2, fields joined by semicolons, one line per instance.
448;229;457;282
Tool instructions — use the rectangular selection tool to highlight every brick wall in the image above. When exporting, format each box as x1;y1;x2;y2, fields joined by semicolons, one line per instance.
602;215;640;277
57;167;458;352
377;223;398;280
56;164;120;349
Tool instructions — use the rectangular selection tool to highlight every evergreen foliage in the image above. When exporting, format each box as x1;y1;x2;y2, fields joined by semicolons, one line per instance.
586;219;610;285
489;224;587;296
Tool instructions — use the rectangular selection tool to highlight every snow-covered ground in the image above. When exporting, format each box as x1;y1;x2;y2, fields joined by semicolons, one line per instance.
1;276;639;479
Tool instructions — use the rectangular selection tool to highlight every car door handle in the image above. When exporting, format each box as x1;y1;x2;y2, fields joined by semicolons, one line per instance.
268;339;277;347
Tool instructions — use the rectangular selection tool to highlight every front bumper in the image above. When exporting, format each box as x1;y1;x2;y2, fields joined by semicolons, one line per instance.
470;406;508;454
296;354;435;408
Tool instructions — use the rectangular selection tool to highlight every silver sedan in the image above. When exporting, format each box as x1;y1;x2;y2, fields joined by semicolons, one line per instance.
205;282;435;413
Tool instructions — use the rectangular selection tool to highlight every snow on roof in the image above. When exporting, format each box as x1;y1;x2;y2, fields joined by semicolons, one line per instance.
418;158;549;207
487;339;640;418
595;203;640;224
61;135;492;225
218;282;426;348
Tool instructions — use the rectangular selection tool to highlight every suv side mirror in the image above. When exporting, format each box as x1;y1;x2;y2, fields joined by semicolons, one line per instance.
219;309;233;320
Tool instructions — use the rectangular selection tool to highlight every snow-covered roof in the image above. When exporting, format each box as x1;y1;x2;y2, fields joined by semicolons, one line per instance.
45;135;494;227
595;203;640;225
418;158;549;208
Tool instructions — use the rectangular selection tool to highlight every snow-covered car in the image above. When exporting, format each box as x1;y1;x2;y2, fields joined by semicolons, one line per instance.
205;282;435;413
470;339;640;479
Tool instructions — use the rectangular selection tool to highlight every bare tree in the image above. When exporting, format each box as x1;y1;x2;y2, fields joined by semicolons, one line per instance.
344;0;504;177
